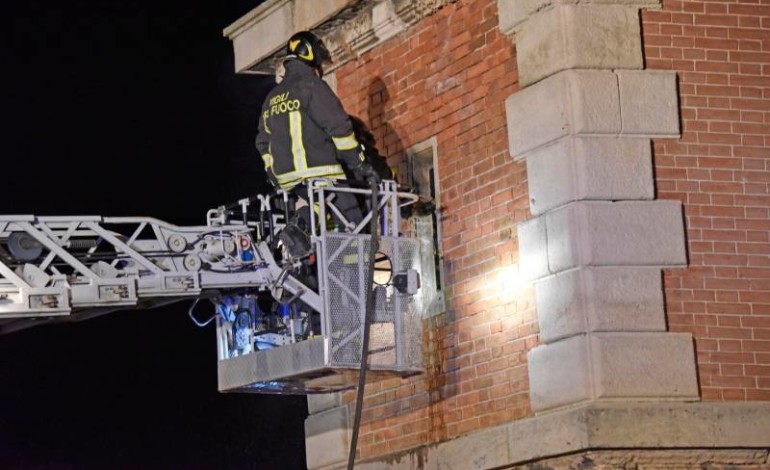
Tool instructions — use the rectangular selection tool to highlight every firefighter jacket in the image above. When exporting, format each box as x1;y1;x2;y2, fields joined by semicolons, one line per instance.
255;60;363;191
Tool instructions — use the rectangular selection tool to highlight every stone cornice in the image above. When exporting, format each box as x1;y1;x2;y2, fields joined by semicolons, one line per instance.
224;0;457;75
326;0;458;71
223;0;289;39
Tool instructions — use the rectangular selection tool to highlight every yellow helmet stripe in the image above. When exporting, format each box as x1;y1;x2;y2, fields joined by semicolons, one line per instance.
299;47;314;62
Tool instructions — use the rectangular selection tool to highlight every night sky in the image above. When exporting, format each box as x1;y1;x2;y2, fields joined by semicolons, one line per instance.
0;2;309;468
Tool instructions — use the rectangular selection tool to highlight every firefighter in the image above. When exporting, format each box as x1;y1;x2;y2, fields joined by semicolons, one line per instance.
255;31;380;258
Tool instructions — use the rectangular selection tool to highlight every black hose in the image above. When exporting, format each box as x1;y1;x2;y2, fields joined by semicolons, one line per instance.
347;179;380;470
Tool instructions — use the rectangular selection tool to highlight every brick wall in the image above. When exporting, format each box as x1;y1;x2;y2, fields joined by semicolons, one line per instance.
315;0;768;462
642;0;770;401
331;0;535;459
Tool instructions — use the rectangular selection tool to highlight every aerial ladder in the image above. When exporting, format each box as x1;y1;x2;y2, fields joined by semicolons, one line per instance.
0;180;430;394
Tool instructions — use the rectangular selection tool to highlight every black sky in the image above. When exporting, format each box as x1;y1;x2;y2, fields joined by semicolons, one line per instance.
0;2;308;469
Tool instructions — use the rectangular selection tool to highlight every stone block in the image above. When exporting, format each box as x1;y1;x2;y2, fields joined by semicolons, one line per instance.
295;0;356;31
305;405;350;469
581;403;770;449
528;335;592;411
535;267;666;344
517;216;550;281
506;70;620;158
507;69;682;159
526;136;654;215
436;427;511;469
519;200;687;282
618;69;680;137
590;332;699;400
527;450;770;469
229;1;294;73
525;138;578;215
517;5;643;86
498;0;663;33
545;200;688;274
568;70;623;136
497;0;546;33
307;392;342;414
528;332;699;412
506;71;572;159
508;402;770;464
372;1;407;44
507;404;591;460
353;454;438;470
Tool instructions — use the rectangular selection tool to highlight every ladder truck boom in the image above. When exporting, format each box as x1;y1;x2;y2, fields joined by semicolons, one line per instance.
0;180;430;394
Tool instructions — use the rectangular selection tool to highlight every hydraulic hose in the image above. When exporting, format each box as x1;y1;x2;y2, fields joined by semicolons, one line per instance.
347;179;380;470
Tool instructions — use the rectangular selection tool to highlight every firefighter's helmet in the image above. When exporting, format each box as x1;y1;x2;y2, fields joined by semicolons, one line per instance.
286;31;331;71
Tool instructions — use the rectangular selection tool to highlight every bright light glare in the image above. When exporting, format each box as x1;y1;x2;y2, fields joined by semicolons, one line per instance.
497;264;524;302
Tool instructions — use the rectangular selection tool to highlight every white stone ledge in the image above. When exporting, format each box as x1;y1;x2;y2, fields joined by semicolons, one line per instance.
506;69;680;159
517;200;688;282
526;136;654;216
498;0;663;34
535;266;666;344
334;402;770;470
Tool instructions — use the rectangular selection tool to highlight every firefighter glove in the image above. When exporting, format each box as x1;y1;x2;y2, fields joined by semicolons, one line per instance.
266;170;280;188
352;162;381;185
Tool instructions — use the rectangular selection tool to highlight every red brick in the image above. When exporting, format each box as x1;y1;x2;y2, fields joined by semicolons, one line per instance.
644;0;770;406
694;37;740;50
695;14;738;27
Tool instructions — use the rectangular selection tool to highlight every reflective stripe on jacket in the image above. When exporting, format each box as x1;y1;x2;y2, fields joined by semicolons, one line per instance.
255;60;362;190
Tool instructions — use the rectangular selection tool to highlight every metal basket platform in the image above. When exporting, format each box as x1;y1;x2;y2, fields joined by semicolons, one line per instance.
216;181;428;394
